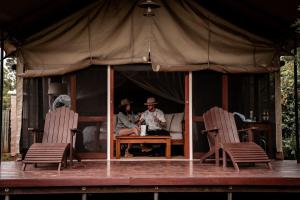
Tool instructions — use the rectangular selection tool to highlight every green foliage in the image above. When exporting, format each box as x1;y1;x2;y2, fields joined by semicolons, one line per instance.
3;57;16;110
291;6;300;33
282;134;296;160
281;54;300;159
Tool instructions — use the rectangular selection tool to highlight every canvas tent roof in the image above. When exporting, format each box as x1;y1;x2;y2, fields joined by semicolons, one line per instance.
0;0;299;76
0;0;298;45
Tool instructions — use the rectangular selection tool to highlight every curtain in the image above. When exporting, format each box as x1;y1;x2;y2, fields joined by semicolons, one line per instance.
20;78;44;155
119;71;185;104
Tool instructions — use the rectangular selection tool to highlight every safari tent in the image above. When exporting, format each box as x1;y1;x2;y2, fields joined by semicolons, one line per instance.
0;0;299;198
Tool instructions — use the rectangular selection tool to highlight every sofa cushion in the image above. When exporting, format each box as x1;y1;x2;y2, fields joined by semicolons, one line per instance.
164;112;184;133
170;132;183;140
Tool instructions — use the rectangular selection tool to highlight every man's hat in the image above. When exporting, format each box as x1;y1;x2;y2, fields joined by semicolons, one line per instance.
119;98;132;107
144;97;158;105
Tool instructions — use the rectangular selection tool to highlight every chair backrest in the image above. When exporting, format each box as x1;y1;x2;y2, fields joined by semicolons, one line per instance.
42;107;78;144
203;107;240;144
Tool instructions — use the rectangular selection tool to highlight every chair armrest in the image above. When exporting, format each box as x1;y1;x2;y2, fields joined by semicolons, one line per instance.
70;128;81;135
201;128;218;134
238;127;258;142
28;128;44;143
238;127;259;133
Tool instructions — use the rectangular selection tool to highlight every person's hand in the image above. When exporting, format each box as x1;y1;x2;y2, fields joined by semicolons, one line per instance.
154;116;160;123
136;126;141;132
139;118;145;124
137;112;142;118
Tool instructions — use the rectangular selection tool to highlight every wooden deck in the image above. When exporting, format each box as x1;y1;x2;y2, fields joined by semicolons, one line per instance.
1;160;300;195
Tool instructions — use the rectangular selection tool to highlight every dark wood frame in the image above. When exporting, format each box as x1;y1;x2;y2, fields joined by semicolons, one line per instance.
109;69;190;159
69;74;107;159
184;73;190;158
110;66;115;159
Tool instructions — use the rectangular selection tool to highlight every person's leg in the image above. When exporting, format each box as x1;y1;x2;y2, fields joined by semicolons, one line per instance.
118;128;139;136
148;130;169;156
118;128;139;157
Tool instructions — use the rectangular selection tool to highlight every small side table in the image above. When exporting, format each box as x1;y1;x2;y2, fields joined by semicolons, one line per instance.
244;121;274;158
116;136;171;159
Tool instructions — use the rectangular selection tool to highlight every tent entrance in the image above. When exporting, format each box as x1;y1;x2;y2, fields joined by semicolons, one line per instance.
72;66;108;159
110;65;190;159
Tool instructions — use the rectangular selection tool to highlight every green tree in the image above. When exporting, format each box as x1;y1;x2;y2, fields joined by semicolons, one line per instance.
281;53;300;159
3;57;16;110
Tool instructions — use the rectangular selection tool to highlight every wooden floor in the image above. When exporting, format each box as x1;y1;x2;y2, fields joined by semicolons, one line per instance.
1;159;300;195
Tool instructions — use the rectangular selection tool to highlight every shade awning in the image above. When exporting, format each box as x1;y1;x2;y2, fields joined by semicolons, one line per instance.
13;0;279;77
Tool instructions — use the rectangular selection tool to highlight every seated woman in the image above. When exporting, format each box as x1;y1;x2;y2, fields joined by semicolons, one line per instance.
115;98;140;157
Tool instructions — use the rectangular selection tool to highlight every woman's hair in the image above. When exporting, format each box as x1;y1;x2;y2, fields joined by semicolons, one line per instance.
119;104;130;115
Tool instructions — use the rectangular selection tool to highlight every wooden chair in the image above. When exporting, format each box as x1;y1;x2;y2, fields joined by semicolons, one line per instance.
22;107;80;171
200;107;271;172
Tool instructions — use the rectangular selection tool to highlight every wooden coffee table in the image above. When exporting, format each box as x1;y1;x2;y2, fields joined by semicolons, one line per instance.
116;135;171;159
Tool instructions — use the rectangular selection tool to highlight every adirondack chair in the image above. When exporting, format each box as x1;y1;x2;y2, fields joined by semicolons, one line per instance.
22;107;80;171
200;107;271;172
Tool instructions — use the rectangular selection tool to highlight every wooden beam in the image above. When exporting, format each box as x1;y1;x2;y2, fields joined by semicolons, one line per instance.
222;74;228;110
78;116;107;122
184;72;190;159
110;66;115;159
192;115;203;122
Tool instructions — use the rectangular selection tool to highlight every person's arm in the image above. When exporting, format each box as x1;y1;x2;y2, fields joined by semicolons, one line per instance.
139;112;146;124
156;110;167;128
118;113;136;129
134;112;142;124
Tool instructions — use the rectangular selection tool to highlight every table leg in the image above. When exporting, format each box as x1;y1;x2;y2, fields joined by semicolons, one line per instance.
116;139;121;159
267;129;273;158
166;139;171;159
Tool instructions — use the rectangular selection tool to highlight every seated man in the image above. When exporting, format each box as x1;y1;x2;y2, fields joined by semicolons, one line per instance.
140;97;169;155
140;97;169;135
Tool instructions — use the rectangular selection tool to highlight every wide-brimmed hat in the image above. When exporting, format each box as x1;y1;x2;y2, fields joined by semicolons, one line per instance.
144;97;158;105
119;98;132;107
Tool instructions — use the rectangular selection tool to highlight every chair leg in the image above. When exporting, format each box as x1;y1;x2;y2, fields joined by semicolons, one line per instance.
22;163;26;171
63;153;67;168
267;162;272;170
58;163;62;172
74;149;81;162
215;149;220;167
233;162;240;172
199;150;214;163
223;150;227;169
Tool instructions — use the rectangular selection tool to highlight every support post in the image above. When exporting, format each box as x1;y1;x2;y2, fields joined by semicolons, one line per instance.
154;192;159;200
184;73;190;159
0;29;4;165
294;39;299;164
227;192;232;200
82;193;87;200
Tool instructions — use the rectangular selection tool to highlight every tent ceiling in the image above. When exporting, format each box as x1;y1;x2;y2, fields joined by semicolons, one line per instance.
0;0;299;47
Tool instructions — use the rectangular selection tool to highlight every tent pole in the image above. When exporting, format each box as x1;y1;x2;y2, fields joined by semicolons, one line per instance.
294;36;299;164
0;29;4;165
